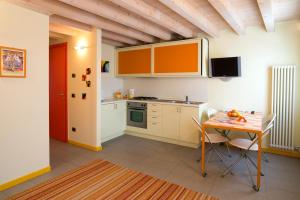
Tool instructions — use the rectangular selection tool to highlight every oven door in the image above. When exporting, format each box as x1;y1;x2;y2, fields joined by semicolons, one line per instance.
127;108;147;129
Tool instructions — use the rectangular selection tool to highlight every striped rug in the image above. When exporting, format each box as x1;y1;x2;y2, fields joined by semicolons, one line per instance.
9;160;218;200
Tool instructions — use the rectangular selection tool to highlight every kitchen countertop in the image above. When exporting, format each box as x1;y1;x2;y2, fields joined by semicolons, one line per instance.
101;98;127;105
101;98;207;107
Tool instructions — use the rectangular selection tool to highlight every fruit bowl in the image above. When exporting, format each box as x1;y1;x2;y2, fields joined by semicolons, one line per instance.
227;109;247;122
227;109;240;118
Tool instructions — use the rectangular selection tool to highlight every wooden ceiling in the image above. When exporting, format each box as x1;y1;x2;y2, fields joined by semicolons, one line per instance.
7;0;300;47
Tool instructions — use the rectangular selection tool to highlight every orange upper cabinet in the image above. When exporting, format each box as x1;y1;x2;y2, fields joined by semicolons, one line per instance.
116;39;208;77
154;42;199;74
117;47;151;75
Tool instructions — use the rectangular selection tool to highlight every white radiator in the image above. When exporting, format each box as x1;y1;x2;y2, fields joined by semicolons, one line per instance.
271;65;296;150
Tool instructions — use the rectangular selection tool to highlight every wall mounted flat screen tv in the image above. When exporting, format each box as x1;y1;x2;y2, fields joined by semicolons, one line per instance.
211;56;241;77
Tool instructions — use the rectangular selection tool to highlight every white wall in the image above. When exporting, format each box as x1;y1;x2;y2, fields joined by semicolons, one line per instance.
124;77;208;101
66;29;102;147
101;43;123;99
124;21;300;147
208;21;300;146
0;2;49;184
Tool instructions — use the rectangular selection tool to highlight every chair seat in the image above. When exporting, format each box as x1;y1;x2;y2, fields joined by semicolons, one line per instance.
202;133;229;144
229;138;258;151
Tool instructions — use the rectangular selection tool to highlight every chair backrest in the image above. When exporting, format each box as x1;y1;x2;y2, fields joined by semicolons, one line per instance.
206;108;218;119
192;116;212;143
262;113;276;133
247;113;276;150
192;116;202;132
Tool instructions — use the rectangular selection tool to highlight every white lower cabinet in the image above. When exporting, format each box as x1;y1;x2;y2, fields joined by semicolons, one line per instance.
162;105;180;139
147;103;162;136
126;101;207;148
101;101;126;143
179;106;200;143
160;104;206;146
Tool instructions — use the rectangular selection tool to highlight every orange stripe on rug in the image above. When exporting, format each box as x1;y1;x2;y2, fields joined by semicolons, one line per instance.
8;160;218;200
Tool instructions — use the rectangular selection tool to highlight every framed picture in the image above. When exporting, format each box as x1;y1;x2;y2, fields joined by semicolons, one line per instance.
101;60;109;73
0;46;26;78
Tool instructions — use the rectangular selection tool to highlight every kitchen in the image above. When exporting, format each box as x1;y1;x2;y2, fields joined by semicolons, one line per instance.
101;38;210;147
2;0;300;199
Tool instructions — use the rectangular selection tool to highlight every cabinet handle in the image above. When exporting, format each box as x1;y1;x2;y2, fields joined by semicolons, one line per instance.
152;116;157;118
152;123;157;125
176;107;181;113
152;111;157;112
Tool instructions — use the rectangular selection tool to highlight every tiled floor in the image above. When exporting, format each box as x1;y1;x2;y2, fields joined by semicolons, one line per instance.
1;135;300;200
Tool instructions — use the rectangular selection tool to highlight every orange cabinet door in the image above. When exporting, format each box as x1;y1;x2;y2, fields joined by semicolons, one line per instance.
154;43;199;74
118;48;151;75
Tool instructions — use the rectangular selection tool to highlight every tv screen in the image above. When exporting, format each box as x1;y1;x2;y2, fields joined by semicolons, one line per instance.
211;57;241;77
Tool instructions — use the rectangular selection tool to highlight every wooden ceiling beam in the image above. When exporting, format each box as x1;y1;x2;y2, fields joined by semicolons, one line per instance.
102;31;140;45
49;17;138;45
49;23;79;36
58;0;171;40
208;0;245;35
49;31;67;39
8;0;156;43
109;0;195;38
102;38;125;47
158;0;219;37
5;0;52;15
50;15;92;32
257;0;275;32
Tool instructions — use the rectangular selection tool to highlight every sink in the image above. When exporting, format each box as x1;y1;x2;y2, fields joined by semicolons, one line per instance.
152;99;176;103
155;99;203;105
173;100;187;104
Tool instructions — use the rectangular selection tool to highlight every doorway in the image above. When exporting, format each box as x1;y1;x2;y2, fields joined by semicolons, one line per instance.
49;43;68;142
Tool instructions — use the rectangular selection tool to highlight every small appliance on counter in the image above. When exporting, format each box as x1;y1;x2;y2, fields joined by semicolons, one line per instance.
114;91;122;99
128;89;135;99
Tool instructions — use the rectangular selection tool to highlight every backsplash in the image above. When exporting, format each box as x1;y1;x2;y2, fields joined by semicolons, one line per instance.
123;77;208;102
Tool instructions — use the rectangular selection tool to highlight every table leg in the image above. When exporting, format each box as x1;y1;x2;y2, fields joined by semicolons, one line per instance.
201;126;206;177
255;132;262;191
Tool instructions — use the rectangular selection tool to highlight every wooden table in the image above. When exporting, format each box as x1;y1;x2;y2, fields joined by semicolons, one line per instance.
201;112;263;191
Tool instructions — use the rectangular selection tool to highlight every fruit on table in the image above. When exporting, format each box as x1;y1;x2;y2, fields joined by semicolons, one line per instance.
237;116;247;122
227;109;247;122
227;109;240;117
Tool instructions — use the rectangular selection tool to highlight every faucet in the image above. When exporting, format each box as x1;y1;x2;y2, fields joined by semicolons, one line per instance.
185;96;189;103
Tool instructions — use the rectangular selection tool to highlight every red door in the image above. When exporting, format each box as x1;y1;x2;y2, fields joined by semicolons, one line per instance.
49;43;67;142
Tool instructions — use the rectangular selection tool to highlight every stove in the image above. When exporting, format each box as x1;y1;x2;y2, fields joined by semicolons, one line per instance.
132;96;158;101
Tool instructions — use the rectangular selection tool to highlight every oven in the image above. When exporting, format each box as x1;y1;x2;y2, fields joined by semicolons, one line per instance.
127;102;147;129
